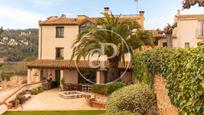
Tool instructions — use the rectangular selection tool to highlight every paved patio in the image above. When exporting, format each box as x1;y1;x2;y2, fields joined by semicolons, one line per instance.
13;89;103;111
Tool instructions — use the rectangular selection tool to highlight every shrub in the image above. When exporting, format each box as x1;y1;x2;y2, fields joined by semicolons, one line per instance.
133;47;204;114
91;84;107;95
105;82;124;95
91;82;124;96
107;84;156;114
37;87;43;93
30;88;39;95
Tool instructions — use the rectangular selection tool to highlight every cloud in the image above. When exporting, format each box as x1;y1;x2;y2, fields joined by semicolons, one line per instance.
0;5;46;28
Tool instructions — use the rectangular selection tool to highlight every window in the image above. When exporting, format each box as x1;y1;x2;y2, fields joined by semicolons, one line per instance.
199;21;204;36
56;48;64;60
162;42;167;47
185;42;190;48
56;27;64;38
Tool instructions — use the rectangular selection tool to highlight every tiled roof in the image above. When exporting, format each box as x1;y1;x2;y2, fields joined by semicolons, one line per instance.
27;59;132;70
39;14;143;26
147;30;164;38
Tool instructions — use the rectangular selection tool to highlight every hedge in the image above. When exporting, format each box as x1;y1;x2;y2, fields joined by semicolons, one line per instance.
133;47;204;114
91;82;124;96
106;84;156;114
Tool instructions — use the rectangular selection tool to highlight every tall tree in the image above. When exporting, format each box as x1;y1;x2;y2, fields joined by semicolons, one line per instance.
71;14;153;82
183;0;204;9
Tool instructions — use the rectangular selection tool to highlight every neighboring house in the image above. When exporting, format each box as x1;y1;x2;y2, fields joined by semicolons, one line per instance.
27;7;145;86
158;11;204;48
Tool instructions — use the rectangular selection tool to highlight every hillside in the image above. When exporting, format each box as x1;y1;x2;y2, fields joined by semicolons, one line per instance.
0;28;38;62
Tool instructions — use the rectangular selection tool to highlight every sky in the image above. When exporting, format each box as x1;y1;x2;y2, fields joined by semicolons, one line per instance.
0;0;204;29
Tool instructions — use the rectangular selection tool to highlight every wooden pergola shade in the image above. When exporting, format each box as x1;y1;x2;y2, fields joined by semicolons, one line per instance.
27;59;132;70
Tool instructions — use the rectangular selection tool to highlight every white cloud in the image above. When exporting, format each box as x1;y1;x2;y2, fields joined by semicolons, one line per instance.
0;5;46;28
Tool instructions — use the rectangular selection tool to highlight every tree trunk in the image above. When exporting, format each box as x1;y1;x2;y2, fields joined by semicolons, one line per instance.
107;56;120;82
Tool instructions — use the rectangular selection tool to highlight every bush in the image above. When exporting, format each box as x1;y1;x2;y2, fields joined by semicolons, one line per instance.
107;84;156;114
91;84;107;95
133;47;204;114
30;88;39;95
91;82;124;96
105;82;124;95
37;87;43;93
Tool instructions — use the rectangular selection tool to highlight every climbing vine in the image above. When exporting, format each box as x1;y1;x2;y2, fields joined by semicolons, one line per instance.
133;47;204;114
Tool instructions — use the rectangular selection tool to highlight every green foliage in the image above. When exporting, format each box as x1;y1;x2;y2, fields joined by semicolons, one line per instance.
101;111;138;115
30;88;38;95
91;82;124;96
105;82;124;95
30;87;43;95
71;13;153;82
0;29;38;62
1;72;14;81
4;111;106;115
24;56;36;62
91;84;107;95
133;47;204;114
106;84;156;114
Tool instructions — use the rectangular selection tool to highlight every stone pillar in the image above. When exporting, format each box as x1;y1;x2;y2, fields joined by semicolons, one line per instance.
60;70;64;90
96;71;101;84
96;71;105;84
27;69;32;84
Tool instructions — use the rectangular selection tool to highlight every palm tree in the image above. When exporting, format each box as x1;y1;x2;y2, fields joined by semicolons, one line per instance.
71;14;153;82
183;0;204;9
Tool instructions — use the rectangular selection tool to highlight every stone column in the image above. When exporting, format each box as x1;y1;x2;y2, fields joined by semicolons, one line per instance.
96;71;101;84
27;69;32;84
60;70;64;90
96;71;105;84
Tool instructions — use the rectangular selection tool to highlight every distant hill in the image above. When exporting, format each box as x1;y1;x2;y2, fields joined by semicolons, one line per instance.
0;28;38;62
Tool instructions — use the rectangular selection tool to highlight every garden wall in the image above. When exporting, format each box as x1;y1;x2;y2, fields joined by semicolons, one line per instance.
133;47;204;114
153;75;178;115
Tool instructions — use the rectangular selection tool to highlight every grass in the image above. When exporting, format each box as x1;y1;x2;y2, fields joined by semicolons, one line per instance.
3;110;106;115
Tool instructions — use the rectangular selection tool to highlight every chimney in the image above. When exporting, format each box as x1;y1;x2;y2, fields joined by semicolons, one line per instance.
177;10;181;15
139;11;145;16
60;14;66;18
104;7;110;14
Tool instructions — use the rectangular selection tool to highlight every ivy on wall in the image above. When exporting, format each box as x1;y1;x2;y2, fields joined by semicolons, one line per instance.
133;47;204;114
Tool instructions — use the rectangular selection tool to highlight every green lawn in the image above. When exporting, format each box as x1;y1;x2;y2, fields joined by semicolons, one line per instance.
3;110;105;115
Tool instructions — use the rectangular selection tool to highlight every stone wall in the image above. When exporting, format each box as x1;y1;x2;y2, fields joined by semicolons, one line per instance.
153;75;178;115
0;76;26;89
